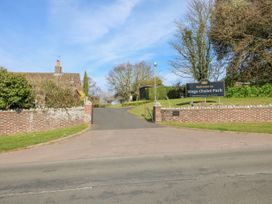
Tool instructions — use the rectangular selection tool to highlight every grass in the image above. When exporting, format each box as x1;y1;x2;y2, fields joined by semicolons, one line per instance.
128;97;272;121
0;123;89;153
160;122;272;134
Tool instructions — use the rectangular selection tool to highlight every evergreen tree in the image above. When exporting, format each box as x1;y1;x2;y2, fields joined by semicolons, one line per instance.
0;68;34;110
83;71;89;97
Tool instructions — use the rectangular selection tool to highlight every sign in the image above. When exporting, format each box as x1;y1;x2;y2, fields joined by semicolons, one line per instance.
172;111;180;117
186;81;225;97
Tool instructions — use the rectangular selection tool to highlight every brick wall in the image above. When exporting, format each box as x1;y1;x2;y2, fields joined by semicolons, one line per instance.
154;105;272;123
0;104;92;136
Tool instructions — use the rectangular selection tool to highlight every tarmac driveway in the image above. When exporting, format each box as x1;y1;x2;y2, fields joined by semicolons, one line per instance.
1;108;272;165
92;108;158;130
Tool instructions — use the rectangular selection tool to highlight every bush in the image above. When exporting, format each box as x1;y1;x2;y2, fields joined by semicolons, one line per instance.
0;68;34;110
42;80;81;108
141;86;185;100
145;86;167;100
226;84;272;98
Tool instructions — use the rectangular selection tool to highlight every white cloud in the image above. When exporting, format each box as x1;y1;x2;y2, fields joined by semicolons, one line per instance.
49;0;142;43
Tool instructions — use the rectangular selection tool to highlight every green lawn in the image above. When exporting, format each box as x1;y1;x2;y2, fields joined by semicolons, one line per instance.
128;97;272;121
160;122;272;134
0;123;89;152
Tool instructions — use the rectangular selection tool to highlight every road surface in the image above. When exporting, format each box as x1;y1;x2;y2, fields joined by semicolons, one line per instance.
1;150;272;203
1;108;272;203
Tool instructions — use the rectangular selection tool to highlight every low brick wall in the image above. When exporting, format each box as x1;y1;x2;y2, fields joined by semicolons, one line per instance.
154;104;272;123
0;105;92;136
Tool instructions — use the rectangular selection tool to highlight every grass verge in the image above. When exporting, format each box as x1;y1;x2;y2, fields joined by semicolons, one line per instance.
160;121;272;134
128;97;272;121
0;123;89;153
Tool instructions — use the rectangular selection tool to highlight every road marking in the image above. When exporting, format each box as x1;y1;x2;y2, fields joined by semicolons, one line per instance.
0;186;93;198
0;177;196;198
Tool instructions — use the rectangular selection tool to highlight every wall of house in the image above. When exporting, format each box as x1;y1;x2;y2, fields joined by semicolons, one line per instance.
0;104;92;136
154;105;272;123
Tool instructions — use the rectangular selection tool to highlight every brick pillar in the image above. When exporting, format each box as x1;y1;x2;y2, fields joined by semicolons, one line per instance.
153;102;162;123
84;100;92;123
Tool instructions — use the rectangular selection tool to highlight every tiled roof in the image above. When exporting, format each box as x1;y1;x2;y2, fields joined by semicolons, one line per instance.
13;71;82;105
16;72;82;91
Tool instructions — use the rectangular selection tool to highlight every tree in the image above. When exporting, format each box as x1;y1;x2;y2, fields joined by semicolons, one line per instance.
210;0;272;86
42;80;80;108
132;61;153;100
107;63;134;101
0;68;34;110
83;71;89;97
88;76;101;97
106;62;153;101
170;0;224;82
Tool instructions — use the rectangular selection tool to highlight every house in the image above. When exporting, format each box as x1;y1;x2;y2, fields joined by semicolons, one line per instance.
16;59;84;105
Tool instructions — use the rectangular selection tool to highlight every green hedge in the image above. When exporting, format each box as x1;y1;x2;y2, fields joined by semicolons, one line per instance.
226;84;272;97
143;86;185;100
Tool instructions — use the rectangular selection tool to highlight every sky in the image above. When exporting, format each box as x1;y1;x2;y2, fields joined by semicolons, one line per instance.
0;0;190;90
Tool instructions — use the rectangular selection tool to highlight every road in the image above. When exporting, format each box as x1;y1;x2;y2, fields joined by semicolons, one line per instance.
1;108;272;203
1;150;272;204
92;108;158;130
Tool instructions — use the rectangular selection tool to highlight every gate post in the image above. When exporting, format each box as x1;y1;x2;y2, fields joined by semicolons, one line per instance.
84;100;93;123
153;102;162;123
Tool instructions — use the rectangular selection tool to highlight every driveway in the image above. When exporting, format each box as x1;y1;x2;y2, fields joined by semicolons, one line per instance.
92;108;158;130
0;108;272;165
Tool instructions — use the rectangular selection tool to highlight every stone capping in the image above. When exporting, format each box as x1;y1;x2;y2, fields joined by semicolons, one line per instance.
161;104;272;110
0;106;84;113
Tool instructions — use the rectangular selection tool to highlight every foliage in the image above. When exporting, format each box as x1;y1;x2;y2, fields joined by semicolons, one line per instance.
83;71;89;97
170;0;224;81
141;86;185;100
145;86;167;100
0;123;88;152
0;68;34;110
139;77;163;87
210;0;272;86
226;84;272;98
42;80;81;108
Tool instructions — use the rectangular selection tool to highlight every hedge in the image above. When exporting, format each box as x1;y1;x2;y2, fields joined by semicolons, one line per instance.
226;83;272;97
142;86;185;100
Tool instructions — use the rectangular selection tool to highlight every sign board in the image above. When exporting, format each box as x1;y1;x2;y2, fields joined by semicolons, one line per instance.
186;81;225;97
172;111;180;117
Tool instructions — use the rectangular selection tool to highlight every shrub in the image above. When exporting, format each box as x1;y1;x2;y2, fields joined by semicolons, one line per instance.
42;80;81;108
0;68;34;110
226;84;272;98
145;86;167;100
141;86;185;100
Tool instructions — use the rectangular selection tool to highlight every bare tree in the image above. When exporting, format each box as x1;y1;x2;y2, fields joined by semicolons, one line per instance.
170;0;224;82
106;61;153;101
133;61;153;100
88;77;101;97
107;63;134;101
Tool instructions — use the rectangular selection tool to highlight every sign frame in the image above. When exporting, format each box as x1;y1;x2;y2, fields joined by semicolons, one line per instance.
186;81;225;98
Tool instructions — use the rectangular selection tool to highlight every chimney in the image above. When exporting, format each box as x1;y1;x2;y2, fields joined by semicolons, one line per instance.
55;59;62;74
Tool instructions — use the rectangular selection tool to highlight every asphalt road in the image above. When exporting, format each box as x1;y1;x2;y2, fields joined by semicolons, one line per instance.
92;108;158;130
1;150;272;204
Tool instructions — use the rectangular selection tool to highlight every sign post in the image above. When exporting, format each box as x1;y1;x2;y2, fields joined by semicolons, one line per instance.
186;81;225;98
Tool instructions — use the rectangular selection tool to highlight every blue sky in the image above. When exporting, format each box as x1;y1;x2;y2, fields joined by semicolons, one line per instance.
0;0;190;90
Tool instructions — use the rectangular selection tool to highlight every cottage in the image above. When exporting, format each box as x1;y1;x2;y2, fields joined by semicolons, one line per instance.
16;60;83;105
